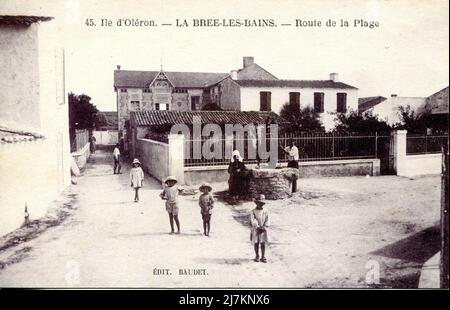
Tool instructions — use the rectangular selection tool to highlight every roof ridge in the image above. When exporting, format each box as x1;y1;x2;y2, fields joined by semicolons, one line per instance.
115;69;227;75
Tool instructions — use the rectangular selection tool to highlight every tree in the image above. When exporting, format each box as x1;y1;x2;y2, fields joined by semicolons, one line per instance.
395;105;432;134
68;93;98;130
333;110;392;133
279;102;324;133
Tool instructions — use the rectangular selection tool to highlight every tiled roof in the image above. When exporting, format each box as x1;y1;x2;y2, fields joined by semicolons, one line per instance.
0;128;44;144
358;96;387;112
132;110;283;127
114;70;229;88
425;86;449;115
0;15;53;26
232;79;358;89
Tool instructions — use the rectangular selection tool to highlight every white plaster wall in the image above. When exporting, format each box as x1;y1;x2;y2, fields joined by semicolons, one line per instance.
0;140;60;236
0;23;40;131
93;130;119;145
0;20;71;236
137;138;169;182
370;97;426;125
399;154;442;177
240;87;358;130
37;20;71;192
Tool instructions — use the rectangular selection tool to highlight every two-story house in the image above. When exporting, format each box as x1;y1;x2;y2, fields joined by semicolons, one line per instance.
114;56;358;140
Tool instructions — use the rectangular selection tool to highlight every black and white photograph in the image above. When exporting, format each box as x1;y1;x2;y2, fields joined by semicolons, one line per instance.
0;0;448;292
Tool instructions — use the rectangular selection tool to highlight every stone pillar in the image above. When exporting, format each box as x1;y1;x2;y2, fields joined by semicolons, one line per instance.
392;130;407;176
168;134;185;184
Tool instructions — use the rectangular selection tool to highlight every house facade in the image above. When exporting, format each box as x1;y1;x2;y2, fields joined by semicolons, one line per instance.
0;16;71;236
214;73;358;130
114;69;229;136
114;56;359;141
361;87;449;131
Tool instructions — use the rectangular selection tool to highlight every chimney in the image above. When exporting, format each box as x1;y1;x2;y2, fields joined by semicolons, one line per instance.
391;94;398;97
329;73;339;82
116;65;121;70
230;70;238;80
243;56;254;68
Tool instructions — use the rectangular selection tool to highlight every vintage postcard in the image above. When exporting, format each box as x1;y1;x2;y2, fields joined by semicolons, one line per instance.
0;0;448;291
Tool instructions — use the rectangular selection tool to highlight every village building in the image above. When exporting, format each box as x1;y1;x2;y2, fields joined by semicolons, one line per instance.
0;15;71;236
114;57;359;147
358;96;387;113
362;94;426;125
422;86;449;132
360;87;449;131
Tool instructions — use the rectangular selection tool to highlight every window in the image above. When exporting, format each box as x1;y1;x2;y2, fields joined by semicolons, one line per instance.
336;93;347;113
191;96;200;110
260;92;272;111
120;89;127;93
174;88;188;93
289;92;300;106
130;101;140;110
143;89;151;93
155;103;169;111
314;92;324;113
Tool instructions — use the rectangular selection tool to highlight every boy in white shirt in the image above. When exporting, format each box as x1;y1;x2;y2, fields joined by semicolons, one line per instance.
113;144;121;174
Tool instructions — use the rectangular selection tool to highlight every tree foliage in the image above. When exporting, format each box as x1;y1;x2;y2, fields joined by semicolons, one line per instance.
394;105;433;134
279;102;324;133
68;92;98;129
333;110;392;133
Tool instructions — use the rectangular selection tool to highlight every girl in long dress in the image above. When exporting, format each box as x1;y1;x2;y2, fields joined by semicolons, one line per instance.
130;158;144;202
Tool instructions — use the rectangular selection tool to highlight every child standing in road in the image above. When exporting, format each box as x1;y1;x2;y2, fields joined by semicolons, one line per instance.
198;183;214;236
113;143;121;174
130;158;144;202
250;194;269;263
160;176;181;234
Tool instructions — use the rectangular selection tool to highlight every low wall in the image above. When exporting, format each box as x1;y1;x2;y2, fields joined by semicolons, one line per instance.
136;138;169;182
184;158;381;186
398;153;442;177
293;158;380;178
71;143;91;170
93;130;118;145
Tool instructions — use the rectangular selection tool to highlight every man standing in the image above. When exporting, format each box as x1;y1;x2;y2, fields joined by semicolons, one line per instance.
284;140;299;192
113;143;121;174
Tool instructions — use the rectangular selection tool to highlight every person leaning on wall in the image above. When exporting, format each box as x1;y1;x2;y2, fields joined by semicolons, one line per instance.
284;139;299;192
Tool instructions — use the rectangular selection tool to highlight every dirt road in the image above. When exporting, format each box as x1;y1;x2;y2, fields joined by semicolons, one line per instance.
0;150;441;288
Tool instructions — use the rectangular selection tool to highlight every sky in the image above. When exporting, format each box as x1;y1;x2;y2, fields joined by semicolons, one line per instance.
1;0;449;111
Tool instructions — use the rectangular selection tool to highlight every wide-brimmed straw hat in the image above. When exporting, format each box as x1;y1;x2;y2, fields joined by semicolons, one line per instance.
254;194;266;206
199;183;212;192
164;175;178;184
132;158;141;165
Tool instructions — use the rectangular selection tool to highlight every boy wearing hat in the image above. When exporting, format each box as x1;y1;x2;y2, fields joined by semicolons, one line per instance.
198;183;214;236
250;194;270;263
130;158;144;202
160;176;181;234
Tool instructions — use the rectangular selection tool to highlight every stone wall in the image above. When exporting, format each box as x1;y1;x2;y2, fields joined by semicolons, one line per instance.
245;168;299;200
184;158;380;186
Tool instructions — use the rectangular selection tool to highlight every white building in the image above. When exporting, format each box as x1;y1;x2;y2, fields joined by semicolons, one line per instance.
369;95;427;126
114;57;359;136
0;15;71;236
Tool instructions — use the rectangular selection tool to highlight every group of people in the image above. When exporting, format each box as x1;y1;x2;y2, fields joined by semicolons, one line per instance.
112;144;271;263
227;140;300;199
